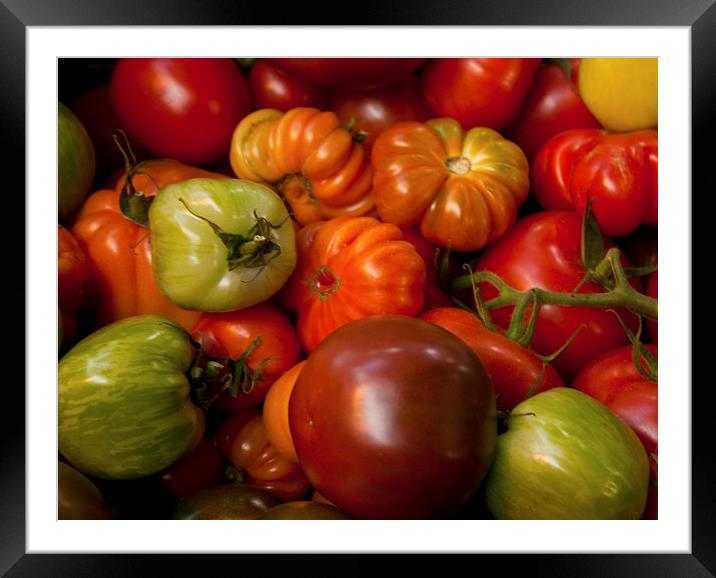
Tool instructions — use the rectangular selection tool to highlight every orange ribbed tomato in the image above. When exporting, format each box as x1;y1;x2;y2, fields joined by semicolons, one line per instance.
71;159;227;331
229;107;375;226
280;216;426;353
371;118;530;252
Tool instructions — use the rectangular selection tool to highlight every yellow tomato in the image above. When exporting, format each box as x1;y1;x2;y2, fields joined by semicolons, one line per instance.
578;58;658;132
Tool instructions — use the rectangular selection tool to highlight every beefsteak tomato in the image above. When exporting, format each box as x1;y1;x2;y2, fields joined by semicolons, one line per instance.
230;107;375;225
371;118;530;252
280;216;426;353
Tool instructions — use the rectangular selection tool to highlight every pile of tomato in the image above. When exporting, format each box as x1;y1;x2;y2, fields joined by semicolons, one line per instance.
57;57;658;521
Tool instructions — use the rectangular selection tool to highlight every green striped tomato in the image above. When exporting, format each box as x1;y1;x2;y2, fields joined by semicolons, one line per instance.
485;387;649;519
149;178;297;312
58;102;96;222
58;316;204;480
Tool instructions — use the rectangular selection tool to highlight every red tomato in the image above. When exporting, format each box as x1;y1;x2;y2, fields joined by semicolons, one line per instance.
190;303;302;413
571;344;658;519
530;128;604;211
504;59;602;161
110;58;251;166
280;216;426;353
472;211;642;382
289;315;496;519
400;230;453;311
420;58;541;130
328;75;431;150
157;436;223;499
216;410;311;502
646;271;658;343
248;60;327;111
420;307;564;410
532;129;658;237
266;58;426;90
58;225;90;344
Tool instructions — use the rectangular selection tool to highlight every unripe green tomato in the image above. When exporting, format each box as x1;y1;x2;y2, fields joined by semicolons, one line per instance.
58;102;96;222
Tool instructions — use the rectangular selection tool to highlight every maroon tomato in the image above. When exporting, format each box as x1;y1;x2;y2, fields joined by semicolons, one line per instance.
248;60;327;111
216;410;311;502
110;58;251;166
530;128;604;211
328;75;431;150
504;59;602;161
266;58;426;90
289;315;496;519
571;344;658;519
420;58;541;131
157;436;223;499
473;211;641;382
420;307;564;410
190;303;303;412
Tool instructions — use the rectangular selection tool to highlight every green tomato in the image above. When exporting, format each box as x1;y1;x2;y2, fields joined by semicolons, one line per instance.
149;178;296;312
485;387;649;520
58;315;204;480
58;102;96;222
173;484;282;520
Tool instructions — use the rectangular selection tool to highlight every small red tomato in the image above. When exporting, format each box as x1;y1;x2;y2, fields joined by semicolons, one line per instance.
248;60;327;111
420;307;564;410
216;410;311;502
190;303;302;412
420;58;541;130
110;58;251;166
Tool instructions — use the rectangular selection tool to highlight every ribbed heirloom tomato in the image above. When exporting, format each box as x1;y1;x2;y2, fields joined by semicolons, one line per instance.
230;107;375;225
371;118;530;252
280;216;427;353
288;315;496;519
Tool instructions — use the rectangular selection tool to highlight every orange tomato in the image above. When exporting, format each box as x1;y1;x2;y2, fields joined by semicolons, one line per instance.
58;225;90;343
262;360;306;463
280;216;426;353
71;159;226;331
229;107;375;226
371;118;530;252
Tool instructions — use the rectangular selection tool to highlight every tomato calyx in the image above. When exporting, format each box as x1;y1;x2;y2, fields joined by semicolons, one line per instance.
112;129;159;228
189;336;278;410
608;310;658;383
178;198;286;271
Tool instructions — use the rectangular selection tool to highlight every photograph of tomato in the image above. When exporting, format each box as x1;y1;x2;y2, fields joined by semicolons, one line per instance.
57;56;658;522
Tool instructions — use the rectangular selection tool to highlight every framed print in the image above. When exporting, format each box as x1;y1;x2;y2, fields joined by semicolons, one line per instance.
5;0;711;575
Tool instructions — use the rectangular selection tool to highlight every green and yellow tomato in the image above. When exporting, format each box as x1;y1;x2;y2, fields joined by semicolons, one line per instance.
58;316;204;480
149;178;297;312
484;387;649;520
58;102;96;222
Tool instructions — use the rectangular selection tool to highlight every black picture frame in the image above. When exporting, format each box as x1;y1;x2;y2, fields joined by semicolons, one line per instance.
6;0;711;575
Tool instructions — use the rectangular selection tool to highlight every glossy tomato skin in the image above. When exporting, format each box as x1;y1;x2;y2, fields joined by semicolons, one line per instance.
59;461;113;520
473;211;641;382
216;410;311;502
530;128;604;211
420;307;564;410
420;58;541;130
58;225;90;345
71;160;227;332
280;216;426;353
328;75;431;150
110;58;251;166
262;361;306;463
149;178;297;312
400;230;453;311
266;58;426;90
485;388;649;519
289;315;497;520
504;59;602;161
248;60;327;111
58;103;96;222
190;303;302;412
